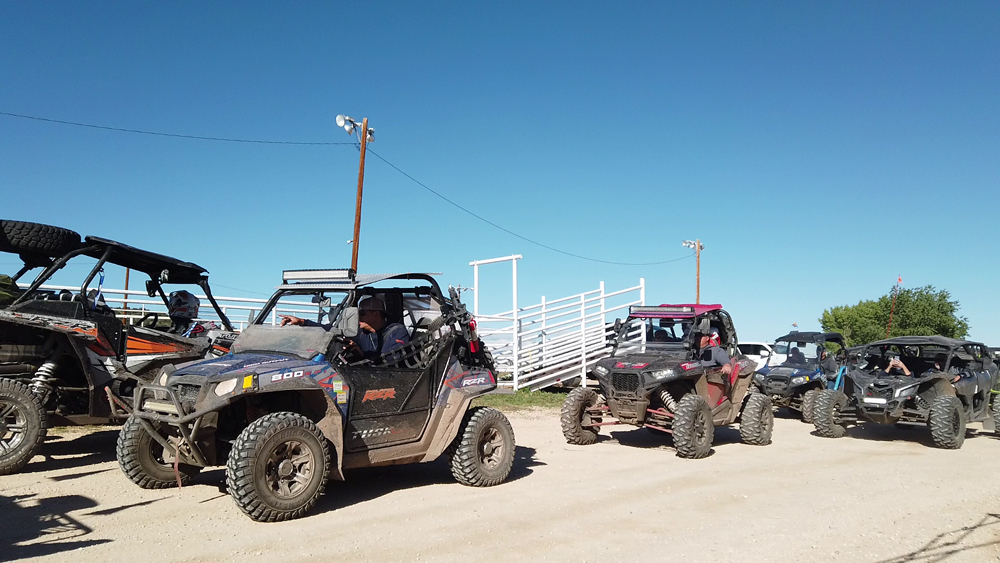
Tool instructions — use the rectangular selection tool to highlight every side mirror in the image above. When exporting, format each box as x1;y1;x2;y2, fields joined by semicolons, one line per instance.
332;307;359;338
760;350;771;358
613;318;623;333
145;280;158;298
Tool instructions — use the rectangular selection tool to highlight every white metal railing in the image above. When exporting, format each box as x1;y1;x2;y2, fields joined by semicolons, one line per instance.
14;284;326;331
478;278;646;390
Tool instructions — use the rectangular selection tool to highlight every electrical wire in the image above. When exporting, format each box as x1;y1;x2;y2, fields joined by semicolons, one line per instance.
0;111;355;145
2;110;695;266
367;149;694;266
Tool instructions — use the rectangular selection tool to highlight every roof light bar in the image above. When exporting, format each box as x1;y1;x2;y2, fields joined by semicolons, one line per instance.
630;305;695;315
282;269;356;283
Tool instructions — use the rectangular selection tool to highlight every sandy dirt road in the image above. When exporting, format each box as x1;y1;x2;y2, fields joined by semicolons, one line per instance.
2;408;1000;563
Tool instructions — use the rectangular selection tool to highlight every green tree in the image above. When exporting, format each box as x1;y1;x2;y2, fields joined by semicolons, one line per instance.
820;285;969;347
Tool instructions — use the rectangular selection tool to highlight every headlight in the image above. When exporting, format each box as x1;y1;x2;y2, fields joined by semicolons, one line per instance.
593;365;609;376
753;373;764;385
157;371;170;386
894;384;919;398
649;369;675;380
214;378;238;396
790;376;810;385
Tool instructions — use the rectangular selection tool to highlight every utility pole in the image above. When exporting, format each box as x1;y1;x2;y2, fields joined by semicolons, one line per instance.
682;239;704;304
337;114;374;272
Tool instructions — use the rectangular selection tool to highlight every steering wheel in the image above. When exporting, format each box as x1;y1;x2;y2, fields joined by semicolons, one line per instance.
137;312;159;329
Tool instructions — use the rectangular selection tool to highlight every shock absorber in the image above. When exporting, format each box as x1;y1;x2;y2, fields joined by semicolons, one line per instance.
29;358;59;405
659;389;678;412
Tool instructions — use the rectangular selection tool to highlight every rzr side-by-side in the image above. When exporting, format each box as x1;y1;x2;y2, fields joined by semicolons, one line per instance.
119;269;514;522
753;331;847;423
0;220;235;474
560;304;772;458
813;336;999;449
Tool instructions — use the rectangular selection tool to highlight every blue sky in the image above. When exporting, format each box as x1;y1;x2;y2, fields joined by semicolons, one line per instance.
1;2;998;343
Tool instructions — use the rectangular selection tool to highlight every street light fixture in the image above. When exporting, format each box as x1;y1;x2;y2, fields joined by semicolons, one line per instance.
681;239;704;304
336;114;375;271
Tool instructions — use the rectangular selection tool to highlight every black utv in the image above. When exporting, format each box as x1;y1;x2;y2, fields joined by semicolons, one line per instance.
0;220;236;474
119;269;514;522
753;331;847;423
560;304;772;459
813;336;999;449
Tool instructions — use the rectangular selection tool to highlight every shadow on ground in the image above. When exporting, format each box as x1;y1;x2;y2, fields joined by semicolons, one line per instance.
0;493;112;559
314;445;542;516
22;428;120;474
877;512;1000;563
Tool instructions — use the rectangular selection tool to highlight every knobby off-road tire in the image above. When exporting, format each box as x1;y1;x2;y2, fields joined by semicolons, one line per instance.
814;390;848;438
801;389;820;424
448;406;515;487
672;394;714;459
0;378;47;475
117;415;200;489
994;400;1000;438
739;393;773;446
560;387;600;445
0;220;81;256
226;412;330;522
929;396;966;450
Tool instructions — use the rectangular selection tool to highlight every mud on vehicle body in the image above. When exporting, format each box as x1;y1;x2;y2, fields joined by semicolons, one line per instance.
561;304;772;459
0;220;235;475
121;269;513;522
813;336;999;449
753;331;847;423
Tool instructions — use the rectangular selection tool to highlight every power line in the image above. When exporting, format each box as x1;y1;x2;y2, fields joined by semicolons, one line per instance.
2;110;694;266
0;111;355;145
367;149;694;267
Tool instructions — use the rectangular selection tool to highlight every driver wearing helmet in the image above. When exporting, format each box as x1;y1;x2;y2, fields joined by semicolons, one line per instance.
698;327;733;375
167;290;217;336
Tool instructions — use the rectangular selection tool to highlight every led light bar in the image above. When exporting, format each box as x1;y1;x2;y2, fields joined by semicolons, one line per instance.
630;305;695;315
282;269;356;283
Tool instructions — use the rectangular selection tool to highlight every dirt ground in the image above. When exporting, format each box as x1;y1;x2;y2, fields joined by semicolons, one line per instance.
2;408;1000;563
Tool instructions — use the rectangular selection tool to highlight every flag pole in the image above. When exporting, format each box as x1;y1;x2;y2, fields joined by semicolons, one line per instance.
886;276;901;338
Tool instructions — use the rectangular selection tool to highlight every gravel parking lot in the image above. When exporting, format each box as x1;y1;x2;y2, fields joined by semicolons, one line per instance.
2;408;999;563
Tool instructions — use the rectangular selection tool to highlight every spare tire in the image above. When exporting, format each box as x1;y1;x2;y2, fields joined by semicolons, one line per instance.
0;220;82;256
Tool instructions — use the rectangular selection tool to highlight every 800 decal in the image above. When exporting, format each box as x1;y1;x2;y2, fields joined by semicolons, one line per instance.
270;370;306;382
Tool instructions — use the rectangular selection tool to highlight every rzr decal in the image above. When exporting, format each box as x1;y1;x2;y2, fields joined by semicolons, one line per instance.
352;426;392;439
362;388;396;402
461;376;487;387
444;370;495;389
680;362;700;371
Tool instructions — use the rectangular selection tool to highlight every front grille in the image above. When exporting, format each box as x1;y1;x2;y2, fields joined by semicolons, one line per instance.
173;384;202;409
765;376;789;393
867;386;893;399
611;373;640;394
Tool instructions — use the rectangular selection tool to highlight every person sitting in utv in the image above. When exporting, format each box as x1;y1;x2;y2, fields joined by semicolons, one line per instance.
698;328;733;375
166;290;217;336
787;347;807;364
282;296;409;360
927;353;963;383
819;349;838;375
883;356;912;376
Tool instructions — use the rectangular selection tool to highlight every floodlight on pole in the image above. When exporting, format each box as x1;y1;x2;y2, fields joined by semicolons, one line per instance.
337;114;375;272
681;239;704;304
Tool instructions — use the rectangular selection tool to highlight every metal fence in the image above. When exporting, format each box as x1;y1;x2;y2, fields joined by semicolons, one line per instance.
477;279;645;390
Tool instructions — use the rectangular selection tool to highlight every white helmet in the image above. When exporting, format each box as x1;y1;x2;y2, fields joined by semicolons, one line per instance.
168;290;200;320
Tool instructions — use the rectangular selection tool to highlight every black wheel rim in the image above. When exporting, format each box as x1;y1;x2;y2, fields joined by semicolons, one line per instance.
694;410;709;445
0;399;26;456
264;439;315;499
479;425;505;469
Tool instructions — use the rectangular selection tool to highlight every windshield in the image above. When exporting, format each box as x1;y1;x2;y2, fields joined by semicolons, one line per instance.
615;317;691;354
860;343;963;375
231;325;333;360
777;340;822;367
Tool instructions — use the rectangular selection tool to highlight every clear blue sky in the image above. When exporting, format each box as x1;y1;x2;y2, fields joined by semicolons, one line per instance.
1;2;998;344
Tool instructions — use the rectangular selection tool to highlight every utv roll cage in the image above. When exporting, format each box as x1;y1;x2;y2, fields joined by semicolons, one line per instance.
857;336;994;376
9;235;233;331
